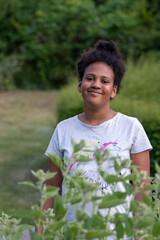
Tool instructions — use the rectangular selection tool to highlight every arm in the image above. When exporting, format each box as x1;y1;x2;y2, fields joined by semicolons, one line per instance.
36;158;63;234
43;159;63;210
131;150;150;202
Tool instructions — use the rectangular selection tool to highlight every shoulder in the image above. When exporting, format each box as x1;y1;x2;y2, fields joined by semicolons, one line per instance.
116;113;145;136
56;115;78;130
117;112;140;126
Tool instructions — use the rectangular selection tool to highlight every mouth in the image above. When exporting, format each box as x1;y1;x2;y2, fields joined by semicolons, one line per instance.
88;90;102;95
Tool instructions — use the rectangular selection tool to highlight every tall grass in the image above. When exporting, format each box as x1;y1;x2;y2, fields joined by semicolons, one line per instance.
121;56;160;103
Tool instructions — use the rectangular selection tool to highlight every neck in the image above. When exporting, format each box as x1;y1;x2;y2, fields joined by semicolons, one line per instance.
79;105;117;126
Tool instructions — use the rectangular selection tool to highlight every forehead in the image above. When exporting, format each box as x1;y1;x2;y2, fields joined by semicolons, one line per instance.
84;62;114;78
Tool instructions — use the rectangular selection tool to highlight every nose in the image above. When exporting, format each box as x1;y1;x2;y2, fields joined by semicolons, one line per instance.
91;79;101;88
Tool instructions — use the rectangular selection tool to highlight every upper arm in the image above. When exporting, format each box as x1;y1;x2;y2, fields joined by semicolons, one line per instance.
131;150;150;178
46;159;63;194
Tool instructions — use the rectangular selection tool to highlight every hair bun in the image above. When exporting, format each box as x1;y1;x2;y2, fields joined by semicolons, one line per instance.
95;40;121;59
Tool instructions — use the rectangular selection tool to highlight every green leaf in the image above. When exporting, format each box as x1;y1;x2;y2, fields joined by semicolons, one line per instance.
29;230;42;240
114;214;124;239
49;154;62;169
43;186;59;199
124;173;136;181
64;190;82;204
17;224;34;231
152;222;160;236
31;205;43;221
143;184;155;191
123;182;133;195
48;221;66;232
63;225;74;240
114;159;121;171
142;192;152;206
54;195;67;221
19;181;36;189
66;222;80;236
94;149;102;164
125;216;134;237
88;213;106;229
129;199;138;212
99;192;126;209
44;172;57;181
136;217;151;229
85;229;111;239
76;155;92;162
70;195;82;204
91;196;102;201
99;171;124;183
10;231;23;240
76;209;88;221
73;140;85;153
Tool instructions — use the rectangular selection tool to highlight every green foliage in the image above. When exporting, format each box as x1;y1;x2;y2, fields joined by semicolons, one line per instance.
0;0;160;89
142;119;160;177
56;82;83;122
122;56;160;103
0;212;32;240
0;54;23;90
1;142;160;239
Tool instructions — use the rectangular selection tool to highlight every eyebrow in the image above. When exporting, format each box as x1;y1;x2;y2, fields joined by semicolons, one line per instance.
85;73;111;80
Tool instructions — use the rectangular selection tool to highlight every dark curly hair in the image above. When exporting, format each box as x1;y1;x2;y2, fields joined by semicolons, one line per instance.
76;40;125;93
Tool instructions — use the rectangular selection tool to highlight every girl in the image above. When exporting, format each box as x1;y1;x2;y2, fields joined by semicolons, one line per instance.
43;40;152;237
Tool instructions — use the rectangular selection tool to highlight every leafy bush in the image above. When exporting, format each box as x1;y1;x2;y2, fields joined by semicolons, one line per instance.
0;54;23;90
0;0;160;89
57;82;83;123
1;142;160;239
122;56;160;104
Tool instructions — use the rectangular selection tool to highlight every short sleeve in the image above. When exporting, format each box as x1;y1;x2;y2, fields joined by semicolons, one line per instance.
45;126;63;160
131;119;152;154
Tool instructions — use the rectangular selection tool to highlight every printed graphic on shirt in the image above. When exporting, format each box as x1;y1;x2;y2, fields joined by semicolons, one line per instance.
68;140;121;195
69;140;121;170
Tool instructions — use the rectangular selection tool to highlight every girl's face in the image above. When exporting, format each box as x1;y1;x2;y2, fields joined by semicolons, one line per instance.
78;62;117;109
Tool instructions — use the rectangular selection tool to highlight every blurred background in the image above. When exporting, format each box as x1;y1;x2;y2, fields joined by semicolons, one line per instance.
0;0;160;224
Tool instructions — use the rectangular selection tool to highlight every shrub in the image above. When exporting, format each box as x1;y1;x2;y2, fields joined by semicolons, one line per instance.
57;82;83;123
0;0;160;89
1;142;160;239
0;54;23;90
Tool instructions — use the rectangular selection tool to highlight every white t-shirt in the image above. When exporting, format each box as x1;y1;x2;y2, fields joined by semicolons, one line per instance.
45;112;152;228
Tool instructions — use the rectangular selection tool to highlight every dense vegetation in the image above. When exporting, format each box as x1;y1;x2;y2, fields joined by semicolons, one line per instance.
0;0;160;90
1;147;160;239
57;56;160;176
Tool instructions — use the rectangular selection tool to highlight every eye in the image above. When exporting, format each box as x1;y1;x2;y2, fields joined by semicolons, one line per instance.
86;76;94;81
102;79;109;84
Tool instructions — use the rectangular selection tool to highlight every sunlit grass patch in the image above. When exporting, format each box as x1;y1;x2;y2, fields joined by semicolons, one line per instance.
0;90;58;223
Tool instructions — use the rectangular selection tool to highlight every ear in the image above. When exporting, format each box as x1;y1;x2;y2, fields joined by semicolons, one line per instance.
111;85;118;99
78;81;82;93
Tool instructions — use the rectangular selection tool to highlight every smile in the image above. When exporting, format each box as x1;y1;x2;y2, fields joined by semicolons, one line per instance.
88;90;102;95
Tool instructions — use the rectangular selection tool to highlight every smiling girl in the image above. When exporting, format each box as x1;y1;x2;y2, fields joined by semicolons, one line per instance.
41;40;152;238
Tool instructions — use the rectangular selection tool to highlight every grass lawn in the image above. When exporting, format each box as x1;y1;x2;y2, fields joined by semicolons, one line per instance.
0;90;58;224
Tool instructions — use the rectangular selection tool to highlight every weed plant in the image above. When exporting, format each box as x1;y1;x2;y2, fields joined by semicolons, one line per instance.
1;141;160;240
